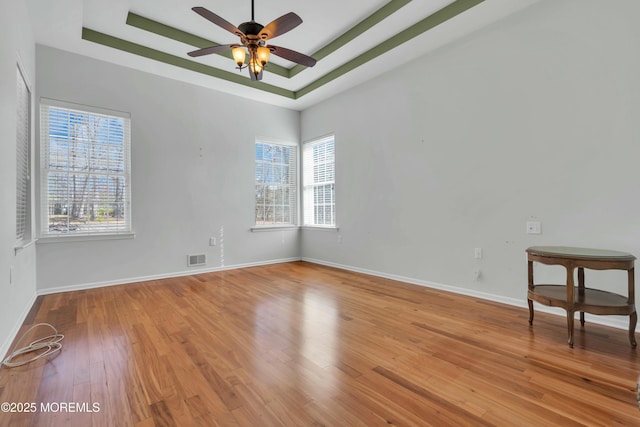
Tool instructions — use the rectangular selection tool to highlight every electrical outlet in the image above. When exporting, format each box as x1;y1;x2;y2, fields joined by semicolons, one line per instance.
209;237;216;246
474;248;482;259
526;221;541;234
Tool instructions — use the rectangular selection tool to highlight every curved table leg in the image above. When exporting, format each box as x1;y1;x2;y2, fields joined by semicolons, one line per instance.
567;310;574;348
528;299;534;325
578;268;585;327
630;311;637;349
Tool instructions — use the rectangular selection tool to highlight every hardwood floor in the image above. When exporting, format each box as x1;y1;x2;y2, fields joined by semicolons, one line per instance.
1;261;639;426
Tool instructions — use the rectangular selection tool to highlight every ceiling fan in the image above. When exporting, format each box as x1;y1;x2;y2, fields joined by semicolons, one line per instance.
187;0;317;81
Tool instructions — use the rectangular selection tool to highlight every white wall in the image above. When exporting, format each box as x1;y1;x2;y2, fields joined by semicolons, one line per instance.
301;0;640;308
0;2;38;357
36;46;301;292
8;0;640;349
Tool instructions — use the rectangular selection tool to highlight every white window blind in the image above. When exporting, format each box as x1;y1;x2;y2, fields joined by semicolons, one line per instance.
303;135;335;226
255;141;298;226
40;100;131;236
16;65;31;244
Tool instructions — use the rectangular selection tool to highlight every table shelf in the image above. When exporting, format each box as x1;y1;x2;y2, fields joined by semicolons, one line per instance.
526;246;637;348
529;285;634;314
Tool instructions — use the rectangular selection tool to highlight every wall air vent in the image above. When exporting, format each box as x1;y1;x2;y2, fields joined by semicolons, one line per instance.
187;254;206;267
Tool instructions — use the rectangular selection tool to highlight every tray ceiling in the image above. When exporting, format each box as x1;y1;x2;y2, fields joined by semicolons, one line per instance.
27;0;539;110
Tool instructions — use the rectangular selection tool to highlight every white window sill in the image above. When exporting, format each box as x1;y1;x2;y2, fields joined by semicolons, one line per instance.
14;239;37;254
251;225;300;232
301;225;339;231
37;232;136;244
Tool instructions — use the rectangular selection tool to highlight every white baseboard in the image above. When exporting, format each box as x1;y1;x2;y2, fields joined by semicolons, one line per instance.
37;257;302;296
5;258;301;360
0;292;38;362
301;257;637;333
30;255;637;335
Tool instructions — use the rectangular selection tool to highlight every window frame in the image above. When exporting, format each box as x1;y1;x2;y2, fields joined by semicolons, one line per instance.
253;138;299;230
38;98;133;241
302;134;336;228
15;59;33;250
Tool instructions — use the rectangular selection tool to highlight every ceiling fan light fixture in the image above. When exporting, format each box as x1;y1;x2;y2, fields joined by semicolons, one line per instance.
232;46;246;68
257;46;270;66
249;52;263;79
249;62;262;74
189;2;316;81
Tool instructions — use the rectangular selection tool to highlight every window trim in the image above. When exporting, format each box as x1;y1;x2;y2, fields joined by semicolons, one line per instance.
15;57;33;250
301;225;339;232
38;98;133;240
302;134;337;229
254;137;299;228
250;225;299;232
36;232;136;244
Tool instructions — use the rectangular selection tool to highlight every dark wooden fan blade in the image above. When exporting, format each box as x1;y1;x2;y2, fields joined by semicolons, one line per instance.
258;12;302;40
192;6;244;37
269;45;317;67
187;44;234;57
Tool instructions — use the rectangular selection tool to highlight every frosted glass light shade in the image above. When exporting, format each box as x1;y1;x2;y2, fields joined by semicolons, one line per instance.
257;46;271;66
232;47;246;67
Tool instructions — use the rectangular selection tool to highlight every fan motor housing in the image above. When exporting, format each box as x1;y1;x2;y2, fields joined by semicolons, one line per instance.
238;21;264;36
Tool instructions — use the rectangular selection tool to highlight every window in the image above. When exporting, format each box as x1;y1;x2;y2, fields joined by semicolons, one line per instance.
303;135;335;226
16;64;32;245
40;99;131;237
254;140;297;226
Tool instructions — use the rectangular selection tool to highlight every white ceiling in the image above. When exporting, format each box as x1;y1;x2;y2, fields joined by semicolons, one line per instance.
26;0;539;110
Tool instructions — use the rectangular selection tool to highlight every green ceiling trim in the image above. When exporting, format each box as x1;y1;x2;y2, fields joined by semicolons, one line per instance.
289;0;412;77
126;12;290;78
83;0;484;100
126;12;217;50
81;28;295;99
295;0;484;98
125;0;411;80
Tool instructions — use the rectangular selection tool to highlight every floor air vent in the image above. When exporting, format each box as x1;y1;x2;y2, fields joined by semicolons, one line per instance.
188;254;206;267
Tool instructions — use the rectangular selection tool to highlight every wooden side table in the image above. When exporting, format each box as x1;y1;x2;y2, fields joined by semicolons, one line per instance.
526;246;637;348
